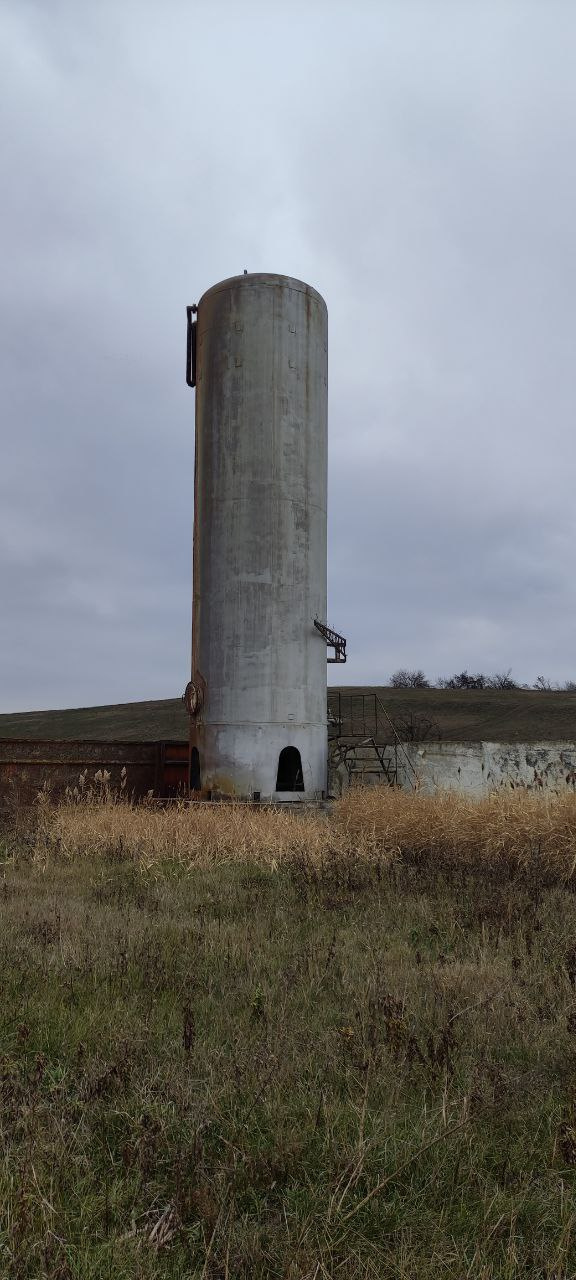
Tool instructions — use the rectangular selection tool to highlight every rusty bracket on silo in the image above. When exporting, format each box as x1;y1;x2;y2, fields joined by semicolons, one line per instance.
314;618;347;663
186;305;197;388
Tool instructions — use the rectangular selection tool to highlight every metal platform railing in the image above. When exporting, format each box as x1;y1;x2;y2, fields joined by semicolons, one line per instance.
328;691;418;788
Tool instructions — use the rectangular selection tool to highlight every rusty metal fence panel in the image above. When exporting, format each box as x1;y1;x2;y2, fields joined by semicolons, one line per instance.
0;739;160;811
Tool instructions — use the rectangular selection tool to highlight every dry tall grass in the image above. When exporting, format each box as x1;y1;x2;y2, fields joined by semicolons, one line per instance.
37;797;340;869
34;785;576;880
338;786;576;878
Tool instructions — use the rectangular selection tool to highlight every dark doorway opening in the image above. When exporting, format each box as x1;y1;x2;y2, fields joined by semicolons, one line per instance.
276;746;304;792
190;747;201;791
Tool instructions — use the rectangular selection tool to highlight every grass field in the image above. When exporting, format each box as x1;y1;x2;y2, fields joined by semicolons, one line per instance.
3;791;576;1277
2;686;576;743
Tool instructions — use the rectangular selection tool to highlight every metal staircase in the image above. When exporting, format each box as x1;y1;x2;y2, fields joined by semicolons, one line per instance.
328;691;418;790
346;737;399;785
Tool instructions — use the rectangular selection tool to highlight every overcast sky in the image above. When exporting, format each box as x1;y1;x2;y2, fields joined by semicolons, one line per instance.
2;0;576;712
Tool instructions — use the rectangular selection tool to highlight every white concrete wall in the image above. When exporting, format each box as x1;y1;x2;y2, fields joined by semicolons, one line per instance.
399;741;576;793
328;741;576;796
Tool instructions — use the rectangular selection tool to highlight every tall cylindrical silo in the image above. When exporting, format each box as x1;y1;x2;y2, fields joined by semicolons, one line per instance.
188;272;328;800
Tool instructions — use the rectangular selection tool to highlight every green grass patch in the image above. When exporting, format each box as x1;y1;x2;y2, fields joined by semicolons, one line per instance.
1;850;576;1276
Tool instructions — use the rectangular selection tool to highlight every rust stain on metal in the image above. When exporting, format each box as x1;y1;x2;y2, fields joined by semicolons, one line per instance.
209;773;240;797
0;739;190;806
1;757;153;767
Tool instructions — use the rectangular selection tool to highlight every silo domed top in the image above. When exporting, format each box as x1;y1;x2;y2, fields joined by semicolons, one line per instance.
198;272;327;312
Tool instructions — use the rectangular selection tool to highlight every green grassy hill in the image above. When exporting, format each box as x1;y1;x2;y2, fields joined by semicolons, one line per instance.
0;699;188;742
332;686;576;743
1;687;576;743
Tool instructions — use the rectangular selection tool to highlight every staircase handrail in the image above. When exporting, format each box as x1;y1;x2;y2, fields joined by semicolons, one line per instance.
373;695;419;788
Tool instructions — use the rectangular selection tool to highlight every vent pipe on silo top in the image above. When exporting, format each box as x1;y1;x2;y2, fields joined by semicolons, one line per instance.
186;304;197;388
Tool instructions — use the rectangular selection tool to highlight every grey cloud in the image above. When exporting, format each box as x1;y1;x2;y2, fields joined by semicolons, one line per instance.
2;0;576;712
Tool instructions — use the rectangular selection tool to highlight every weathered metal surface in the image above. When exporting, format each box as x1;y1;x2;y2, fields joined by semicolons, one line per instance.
186;305;197;388
190;273;328;799
158;742;189;796
314;619;346;663
0;739;187;809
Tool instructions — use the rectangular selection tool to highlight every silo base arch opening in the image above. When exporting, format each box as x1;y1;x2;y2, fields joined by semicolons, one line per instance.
276;746;304;792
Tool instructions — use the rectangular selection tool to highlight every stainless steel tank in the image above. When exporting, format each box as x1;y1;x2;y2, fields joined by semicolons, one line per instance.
188;272;328;799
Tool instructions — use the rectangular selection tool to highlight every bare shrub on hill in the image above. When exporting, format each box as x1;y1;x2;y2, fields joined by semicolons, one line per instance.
391;711;441;742
438;671;488;690
485;670;519;690
390;669;430;688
